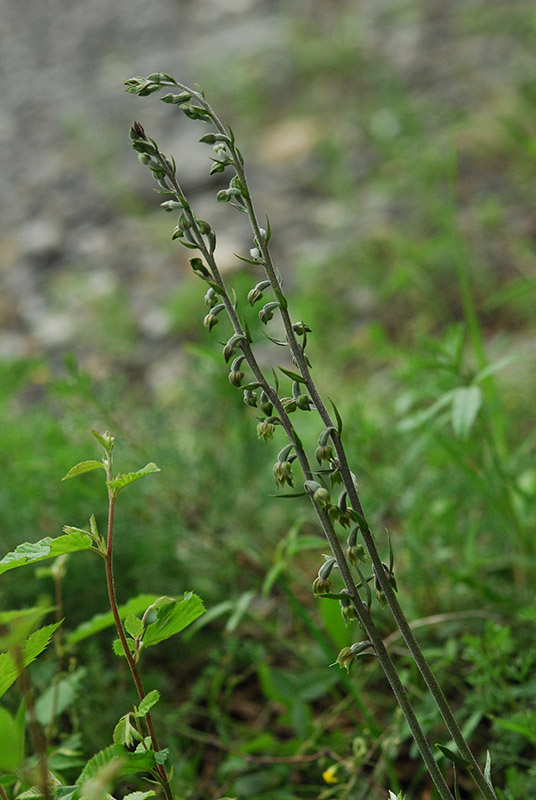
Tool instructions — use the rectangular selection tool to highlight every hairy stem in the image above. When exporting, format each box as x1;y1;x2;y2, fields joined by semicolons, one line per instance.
104;475;174;800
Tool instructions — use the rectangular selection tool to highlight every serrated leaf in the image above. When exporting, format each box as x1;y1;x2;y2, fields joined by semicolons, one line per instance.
124;614;144;640
67;594;162;645
122;792;156;800
61;460;105;481
143;592;205;647
112;637;136;657
154;749;169;766
136;689;160;718
0;622;62;699
107;463;161;494
76;744;156;785
54;787;78;800
0;532;93;577
451;385;482;439
277;366;306;384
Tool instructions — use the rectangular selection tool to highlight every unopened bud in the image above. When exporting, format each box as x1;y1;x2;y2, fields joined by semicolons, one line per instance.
315;444;334;464
347;545;366;565
243;389;258;407
313;487;331;507
312;576;331;595
260;391;273;416
203;313;218;331
228;370;244;387
281;397;297;413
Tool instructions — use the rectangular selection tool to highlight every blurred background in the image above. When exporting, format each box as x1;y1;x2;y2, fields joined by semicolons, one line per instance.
1;1;536;798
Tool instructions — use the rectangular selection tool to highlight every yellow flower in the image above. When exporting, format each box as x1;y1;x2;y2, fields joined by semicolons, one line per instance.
322;765;339;785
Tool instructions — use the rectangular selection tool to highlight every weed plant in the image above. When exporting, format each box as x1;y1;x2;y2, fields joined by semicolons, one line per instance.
1;70;535;800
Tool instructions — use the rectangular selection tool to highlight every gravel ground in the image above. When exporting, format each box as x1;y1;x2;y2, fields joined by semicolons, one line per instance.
1;0;534;388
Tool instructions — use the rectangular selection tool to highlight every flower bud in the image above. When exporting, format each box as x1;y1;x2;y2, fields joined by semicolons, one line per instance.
228;370;244;387
312;576;331;595
260;391;273;416
292;321;312;336
339;595;358;625
296;394;312;410
204;287;218;308
281;397;297;413
203;313;218;331
347;544;366;565
315;443;334;464
313;487;331;507
243;389;258;407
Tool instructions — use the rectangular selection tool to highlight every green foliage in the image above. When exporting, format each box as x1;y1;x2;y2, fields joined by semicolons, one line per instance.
0;622;62;698
2;11;536;795
0;532;94;577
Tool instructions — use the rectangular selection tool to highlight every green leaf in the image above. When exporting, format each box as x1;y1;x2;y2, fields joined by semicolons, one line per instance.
328;397;343;436
0;531;93;577
136;690;160;718
107;463;161;494
90;428;114;452
451;386;482;439
35;668;85;725
273;287;288;311
112;637;136;657
124;614;144;640
435;743;471;768
484;750;493;787
0;622;62;699
61;460;105;480
76;744;156;785
54;787;79;800
277;366;306;384
0;706;24;769
66;594;162;645
268;492;308;498
122;793;156;800
143;592;205;647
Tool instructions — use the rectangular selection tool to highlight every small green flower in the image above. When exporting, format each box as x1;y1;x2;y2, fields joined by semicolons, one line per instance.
257;420;276;442
273;460;294;488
